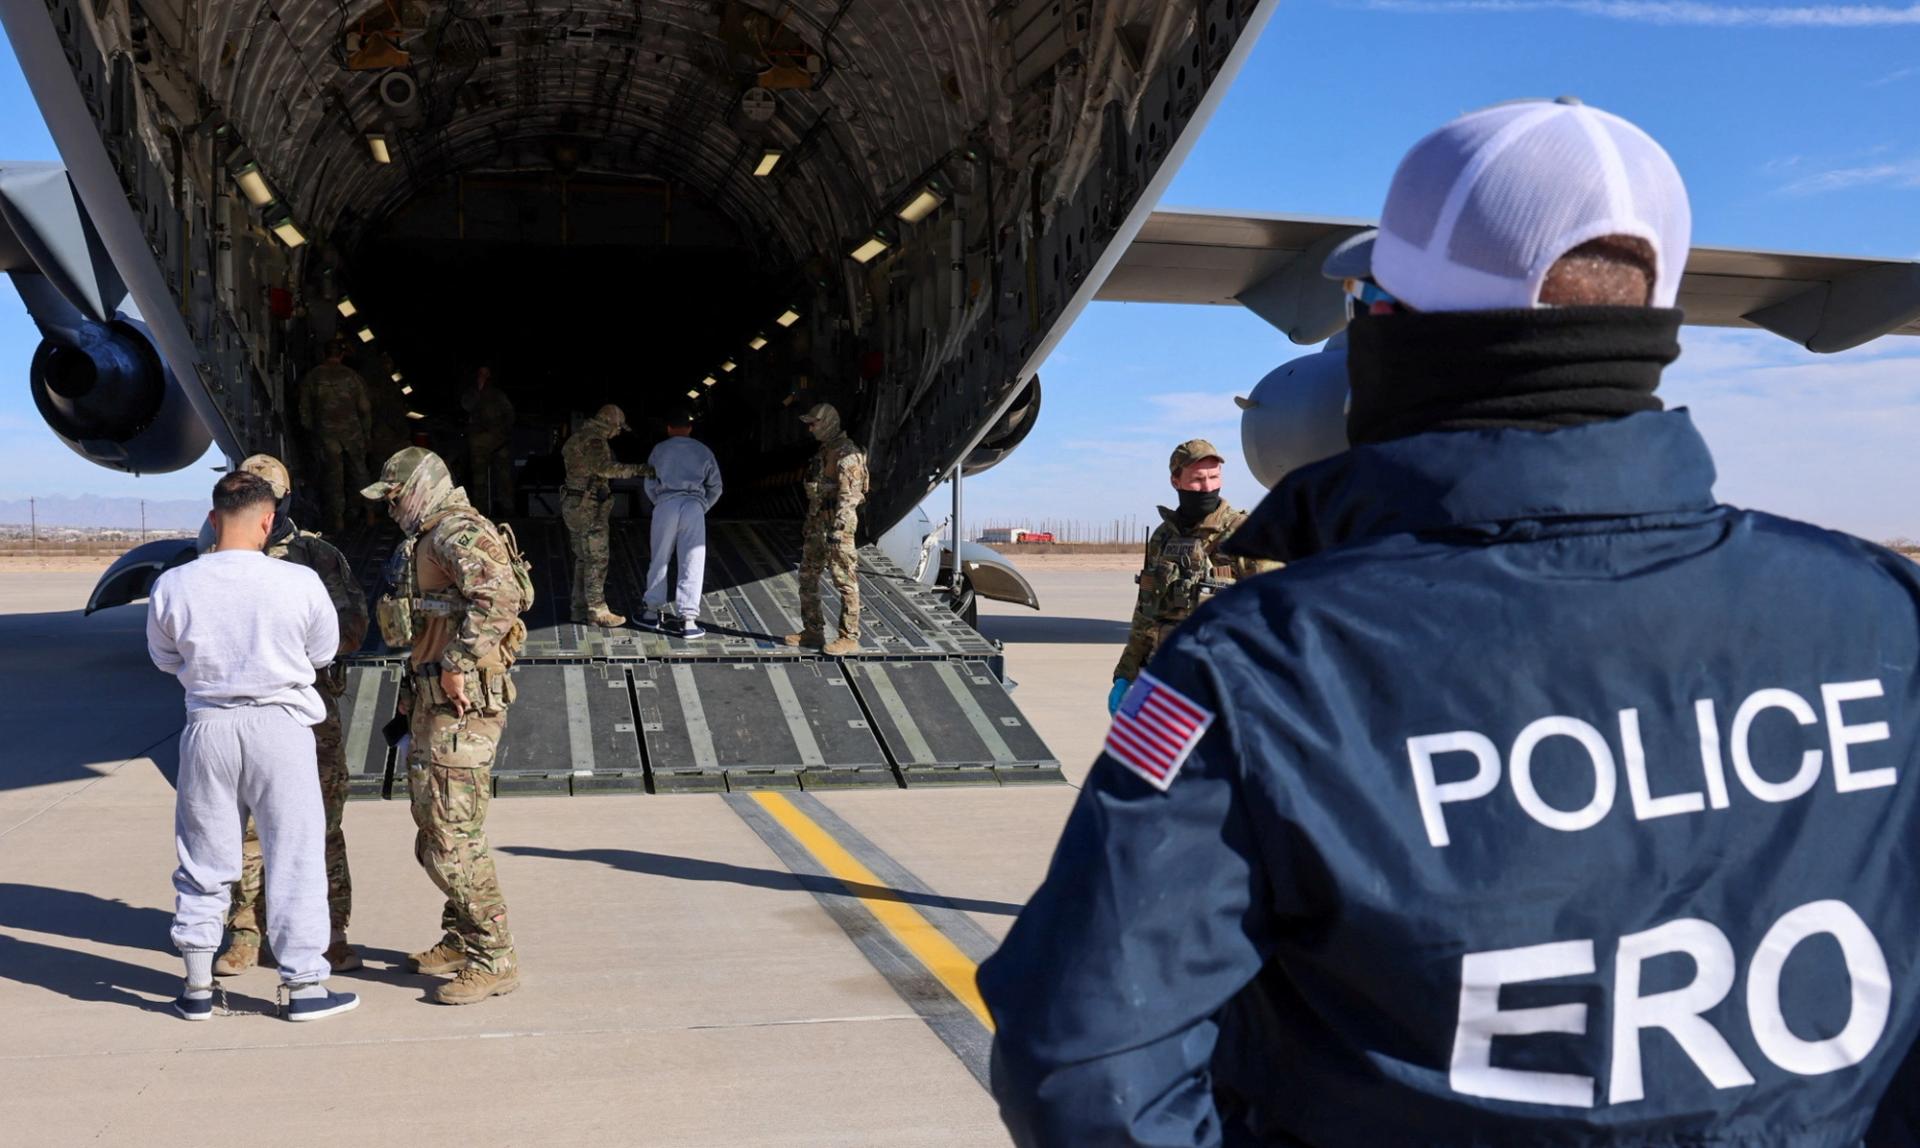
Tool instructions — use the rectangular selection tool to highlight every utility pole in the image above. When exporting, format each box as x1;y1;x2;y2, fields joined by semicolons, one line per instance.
140;499;147;542
28;496;36;551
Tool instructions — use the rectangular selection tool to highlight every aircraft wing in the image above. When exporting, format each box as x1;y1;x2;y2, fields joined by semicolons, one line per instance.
1100;208;1920;353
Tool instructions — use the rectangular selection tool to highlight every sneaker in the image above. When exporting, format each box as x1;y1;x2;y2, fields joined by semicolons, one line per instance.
407;940;468;976
636;607;662;631
213;939;257;977
174;988;214;1021
678;620;706;640
432;965;521;1005
285;987;360;1022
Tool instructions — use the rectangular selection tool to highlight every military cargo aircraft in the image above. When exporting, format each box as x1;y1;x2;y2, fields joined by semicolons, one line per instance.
3;0;1916;794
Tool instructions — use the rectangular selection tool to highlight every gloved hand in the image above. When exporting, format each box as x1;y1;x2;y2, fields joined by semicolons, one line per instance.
1107;678;1130;715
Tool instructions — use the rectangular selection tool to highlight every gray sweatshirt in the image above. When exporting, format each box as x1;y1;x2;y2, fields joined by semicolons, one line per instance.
644;435;723;511
146;549;339;725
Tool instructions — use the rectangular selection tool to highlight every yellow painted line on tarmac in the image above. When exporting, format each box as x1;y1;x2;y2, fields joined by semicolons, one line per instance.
749;791;995;1031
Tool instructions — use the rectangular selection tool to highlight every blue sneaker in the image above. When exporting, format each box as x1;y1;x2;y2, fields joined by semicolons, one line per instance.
174;988;214;1021
636;608;663;631
285;986;360;1022
679;620;706;640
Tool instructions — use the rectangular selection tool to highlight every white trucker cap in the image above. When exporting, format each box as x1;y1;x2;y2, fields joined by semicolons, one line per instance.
1324;98;1691;312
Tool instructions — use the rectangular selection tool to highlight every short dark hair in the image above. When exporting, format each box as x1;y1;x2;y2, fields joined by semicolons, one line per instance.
213;471;275;516
665;409;694;428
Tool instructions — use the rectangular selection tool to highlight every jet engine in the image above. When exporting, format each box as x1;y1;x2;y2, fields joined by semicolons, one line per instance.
30;316;210;473
961;375;1041;477
1236;337;1350;490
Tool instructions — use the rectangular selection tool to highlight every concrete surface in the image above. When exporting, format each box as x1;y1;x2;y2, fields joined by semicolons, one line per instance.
0;558;1135;1147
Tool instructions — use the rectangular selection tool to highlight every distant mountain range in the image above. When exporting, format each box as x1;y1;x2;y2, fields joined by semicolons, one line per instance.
0;495;209;530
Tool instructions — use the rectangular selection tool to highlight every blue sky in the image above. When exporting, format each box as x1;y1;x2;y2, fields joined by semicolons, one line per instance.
3;1;1919;538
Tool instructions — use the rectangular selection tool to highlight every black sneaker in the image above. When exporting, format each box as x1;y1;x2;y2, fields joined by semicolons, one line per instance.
636;608;663;631
174;988;214;1022
285;987;360;1022
679;620;706;640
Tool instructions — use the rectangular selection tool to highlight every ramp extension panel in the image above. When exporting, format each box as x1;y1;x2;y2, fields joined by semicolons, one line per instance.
335;520;1060;795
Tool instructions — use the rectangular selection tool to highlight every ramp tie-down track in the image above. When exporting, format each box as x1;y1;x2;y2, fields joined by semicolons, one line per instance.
332;520;1061;796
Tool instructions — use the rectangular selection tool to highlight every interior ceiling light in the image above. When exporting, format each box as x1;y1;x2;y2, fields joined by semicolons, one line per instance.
391;371;403;382
849;231;892;264
776;309;800;327
337;296;357;318
405;410;424;420
686;389;700;400
366;133;391;164
355;326;375;343
896;179;950;224
264;205;307;249
748;334;768;351
754;148;783;177
232;160;275;207
702;376;717;387
400;384;413;395
720;360;737;373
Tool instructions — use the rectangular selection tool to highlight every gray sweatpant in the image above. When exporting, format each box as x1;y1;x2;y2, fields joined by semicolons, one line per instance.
644;494;708;619
171;705;329;985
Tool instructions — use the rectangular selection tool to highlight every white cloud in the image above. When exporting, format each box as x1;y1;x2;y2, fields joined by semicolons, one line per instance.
1360;0;1920;26
1871;65;1920;85
1776;158;1920;196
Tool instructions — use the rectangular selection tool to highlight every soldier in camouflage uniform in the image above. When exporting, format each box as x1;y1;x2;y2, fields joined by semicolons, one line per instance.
298;339;374;535
1109;439;1282;711
206;454;368;976
461;366;517;518
363;447;529;1005
560;404;652;627
784;403;868;657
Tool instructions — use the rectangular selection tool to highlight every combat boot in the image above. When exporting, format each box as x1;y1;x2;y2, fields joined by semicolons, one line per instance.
783;630;824;648
407;940;468;975
823;636;860;657
586;606;626;627
432;965;521;1005
324;939;363;973
213;938;258;977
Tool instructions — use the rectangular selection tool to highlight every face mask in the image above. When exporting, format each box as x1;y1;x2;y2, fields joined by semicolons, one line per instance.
1175;488;1221;523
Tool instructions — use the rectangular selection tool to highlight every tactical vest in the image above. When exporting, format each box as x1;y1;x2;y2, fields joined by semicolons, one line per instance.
375;507;533;663
804;437;866;511
1140;508;1247;621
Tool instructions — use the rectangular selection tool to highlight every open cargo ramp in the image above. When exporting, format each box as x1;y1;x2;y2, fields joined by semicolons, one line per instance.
333;520;1062;796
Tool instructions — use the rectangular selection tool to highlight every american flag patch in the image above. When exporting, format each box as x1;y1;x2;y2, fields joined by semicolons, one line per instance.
1105;672;1214;791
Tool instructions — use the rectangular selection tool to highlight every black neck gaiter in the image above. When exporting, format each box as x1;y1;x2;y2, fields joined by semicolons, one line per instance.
1175;489;1221;526
1345;306;1682;445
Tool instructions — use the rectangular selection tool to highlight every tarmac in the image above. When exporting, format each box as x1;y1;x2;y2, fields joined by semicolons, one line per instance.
0;555;1138;1147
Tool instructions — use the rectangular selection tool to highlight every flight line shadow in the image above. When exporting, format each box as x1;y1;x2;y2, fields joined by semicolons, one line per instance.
0;885;184;1012
499;844;1023;917
0;605;186;793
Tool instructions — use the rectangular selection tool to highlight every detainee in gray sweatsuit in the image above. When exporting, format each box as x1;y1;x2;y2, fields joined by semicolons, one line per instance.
641;410;723;635
146;471;359;1022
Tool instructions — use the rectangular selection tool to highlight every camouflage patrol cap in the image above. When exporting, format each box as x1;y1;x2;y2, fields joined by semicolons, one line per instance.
238;453;291;500
360;446;441;500
799;402;838;425
1169;438;1224;474
595;404;626;429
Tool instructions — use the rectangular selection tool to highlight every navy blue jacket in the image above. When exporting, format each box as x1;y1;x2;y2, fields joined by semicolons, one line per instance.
978;411;1920;1147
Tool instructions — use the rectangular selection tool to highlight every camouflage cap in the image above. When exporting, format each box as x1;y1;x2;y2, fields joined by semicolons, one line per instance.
361;446;441;500
595;404;626;429
238;453;290;500
1169;438;1224;474
799;402;837;425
